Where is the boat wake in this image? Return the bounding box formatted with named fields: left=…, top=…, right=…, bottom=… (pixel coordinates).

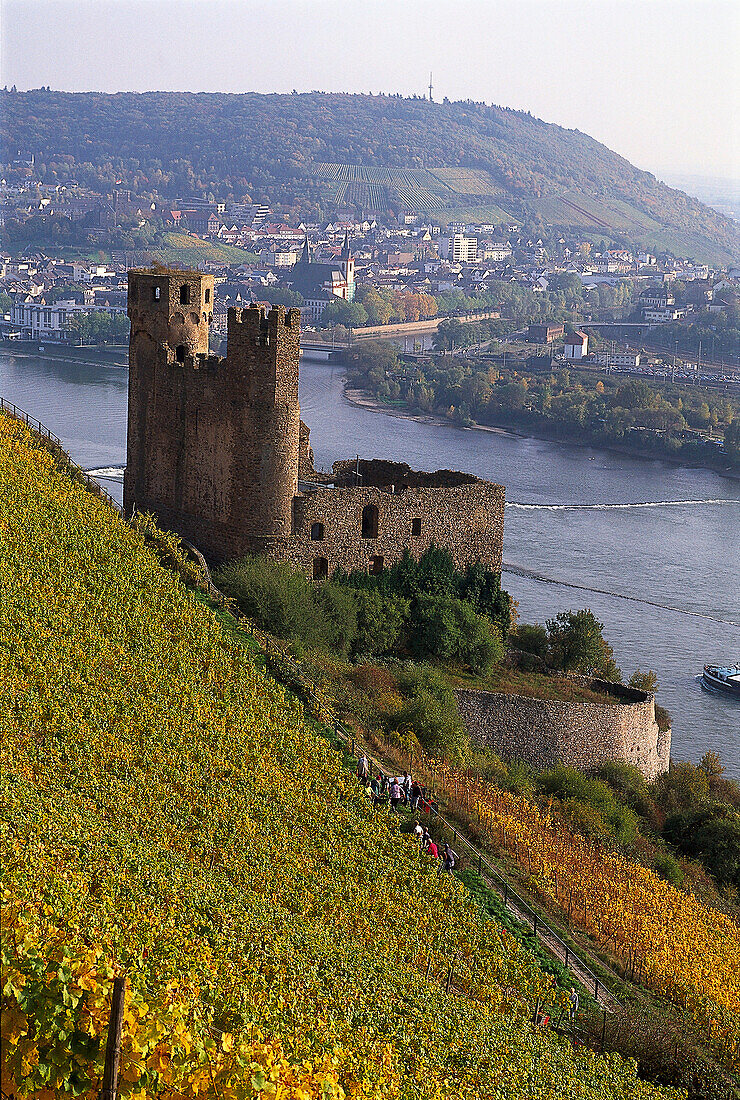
left=502, top=563, right=740, bottom=627
left=85, top=466, right=125, bottom=480
left=506, top=499, right=740, bottom=511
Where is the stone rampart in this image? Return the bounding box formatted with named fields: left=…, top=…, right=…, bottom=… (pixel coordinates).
left=454, top=679, right=670, bottom=780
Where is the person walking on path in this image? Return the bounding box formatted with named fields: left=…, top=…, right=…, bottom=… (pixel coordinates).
left=426, top=836, right=439, bottom=860
left=413, top=821, right=424, bottom=843
left=439, top=842, right=458, bottom=875
left=568, top=988, right=579, bottom=1024
left=410, top=780, right=423, bottom=811
left=357, top=754, right=369, bottom=782
left=421, top=827, right=431, bottom=849
left=389, top=779, right=403, bottom=812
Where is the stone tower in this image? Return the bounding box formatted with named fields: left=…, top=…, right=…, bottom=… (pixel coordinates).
left=124, top=267, right=302, bottom=560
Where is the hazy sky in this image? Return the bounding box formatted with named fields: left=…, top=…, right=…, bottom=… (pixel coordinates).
left=2, top=0, right=738, bottom=180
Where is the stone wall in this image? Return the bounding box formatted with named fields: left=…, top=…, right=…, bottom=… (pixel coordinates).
left=288, top=477, right=505, bottom=575
left=454, top=680, right=670, bottom=780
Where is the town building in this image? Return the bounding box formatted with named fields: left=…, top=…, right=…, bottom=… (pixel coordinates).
left=528, top=323, right=564, bottom=344
left=592, top=350, right=642, bottom=368
left=286, top=233, right=355, bottom=323
left=563, top=330, right=589, bottom=360
left=441, top=234, right=478, bottom=263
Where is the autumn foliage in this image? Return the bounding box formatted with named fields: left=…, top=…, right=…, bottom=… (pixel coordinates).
left=0, top=412, right=685, bottom=1099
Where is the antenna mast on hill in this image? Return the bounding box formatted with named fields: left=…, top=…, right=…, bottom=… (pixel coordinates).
left=429, top=72, right=434, bottom=102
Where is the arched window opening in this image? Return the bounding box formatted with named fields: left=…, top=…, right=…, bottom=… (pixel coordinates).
left=411, top=517, right=422, bottom=537
left=180, top=284, right=190, bottom=305
left=369, top=556, right=384, bottom=575
left=175, top=344, right=186, bottom=363
left=152, top=286, right=161, bottom=301
left=310, top=521, right=325, bottom=541
left=312, top=557, right=328, bottom=579
left=361, top=504, right=379, bottom=539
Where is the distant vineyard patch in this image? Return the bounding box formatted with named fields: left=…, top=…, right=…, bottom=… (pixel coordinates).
left=427, top=167, right=503, bottom=196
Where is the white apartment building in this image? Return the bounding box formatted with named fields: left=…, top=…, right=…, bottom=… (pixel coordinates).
left=10, top=299, right=102, bottom=341
left=441, top=234, right=478, bottom=262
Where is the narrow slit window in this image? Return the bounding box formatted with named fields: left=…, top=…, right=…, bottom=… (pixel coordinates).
left=180, top=284, right=190, bottom=305
left=361, top=504, right=379, bottom=539
left=310, top=522, right=325, bottom=541
left=152, top=286, right=161, bottom=301
left=411, top=518, right=422, bottom=537
left=204, top=288, right=211, bottom=303
left=312, top=557, right=328, bottom=579
left=175, top=344, right=186, bottom=362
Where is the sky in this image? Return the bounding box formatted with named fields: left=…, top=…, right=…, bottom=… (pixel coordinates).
left=1, top=0, right=738, bottom=181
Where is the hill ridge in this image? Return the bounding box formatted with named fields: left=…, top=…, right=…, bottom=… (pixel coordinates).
left=2, top=89, right=738, bottom=264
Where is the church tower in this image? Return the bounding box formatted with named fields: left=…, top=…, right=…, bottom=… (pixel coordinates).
left=340, top=230, right=355, bottom=301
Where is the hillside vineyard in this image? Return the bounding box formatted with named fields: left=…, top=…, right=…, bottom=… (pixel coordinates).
left=0, top=412, right=685, bottom=1099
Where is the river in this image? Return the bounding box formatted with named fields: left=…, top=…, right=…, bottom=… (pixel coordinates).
left=2, top=347, right=738, bottom=774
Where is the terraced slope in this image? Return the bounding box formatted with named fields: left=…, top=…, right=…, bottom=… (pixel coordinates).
left=0, top=412, right=681, bottom=1100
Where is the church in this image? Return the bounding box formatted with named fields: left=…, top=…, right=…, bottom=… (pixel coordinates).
left=287, top=232, right=355, bottom=323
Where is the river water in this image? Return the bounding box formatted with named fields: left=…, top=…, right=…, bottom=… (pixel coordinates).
left=2, top=348, right=738, bottom=774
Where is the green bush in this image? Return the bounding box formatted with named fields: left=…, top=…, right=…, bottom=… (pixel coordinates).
left=653, top=852, right=685, bottom=888
left=539, top=766, right=639, bottom=845
left=664, top=804, right=740, bottom=889
left=392, top=664, right=469, bottom=762
left=513, top=622, right=549, bottom=658
left=352, top=589, right=409, bottom=658
left=409, top=594, right=502, bottom=673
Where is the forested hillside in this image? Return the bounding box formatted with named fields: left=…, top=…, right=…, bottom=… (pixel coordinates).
left=2, top=89, right=738, bottom=261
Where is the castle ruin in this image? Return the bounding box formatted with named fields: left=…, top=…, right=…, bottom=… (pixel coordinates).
left=124, top=268, right=505, bottom=574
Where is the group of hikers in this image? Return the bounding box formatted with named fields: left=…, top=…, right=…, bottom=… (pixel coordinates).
left=357, top=753, right=434, bottom=815
left=354, top=748, right=584, bottom=1025
left=356, top=752, right=458, bottom=873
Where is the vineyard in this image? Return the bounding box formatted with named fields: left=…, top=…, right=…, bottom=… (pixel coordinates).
left=427, top=167, right=503, bottom=196
left=394, top=755, right=740, bottom=1072
left=313, top=163, right=447, bottom=212
left=0, top=411, right=683, bottom=1099
left=149, top=231, right=259, bottom=267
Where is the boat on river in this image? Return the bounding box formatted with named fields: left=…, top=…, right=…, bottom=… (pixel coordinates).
left=701, top=664, right=740, bottom=697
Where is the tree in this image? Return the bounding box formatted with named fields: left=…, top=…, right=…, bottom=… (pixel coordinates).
left=546, top=609, right=620, bottom=678
left=321, top=298, right=368, bottom=328
left=628, top=669, right=658, bottom=693
left=410, top=595, right=502, bottom=673
left=724, top=418, right=740, bottom=464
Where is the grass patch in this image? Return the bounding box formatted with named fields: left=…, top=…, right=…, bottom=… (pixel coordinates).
left=150, top=231, right=259, bottom=266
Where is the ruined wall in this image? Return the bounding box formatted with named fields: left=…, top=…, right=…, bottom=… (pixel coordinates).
left=454, top=681, right=670, bottom=780
left=286, top=477, right=505, bottom=576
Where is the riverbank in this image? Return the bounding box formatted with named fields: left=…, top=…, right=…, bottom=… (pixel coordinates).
left=2, top=343, right=128, bottom=368
left=343, top=385, right=740, bottom=480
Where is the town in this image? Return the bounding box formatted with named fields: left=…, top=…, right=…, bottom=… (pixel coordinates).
left=2, top=162, right=738, bottom=392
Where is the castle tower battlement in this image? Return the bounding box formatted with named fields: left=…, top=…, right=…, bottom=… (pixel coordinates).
left=124, top=270, right=301, bottom=557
